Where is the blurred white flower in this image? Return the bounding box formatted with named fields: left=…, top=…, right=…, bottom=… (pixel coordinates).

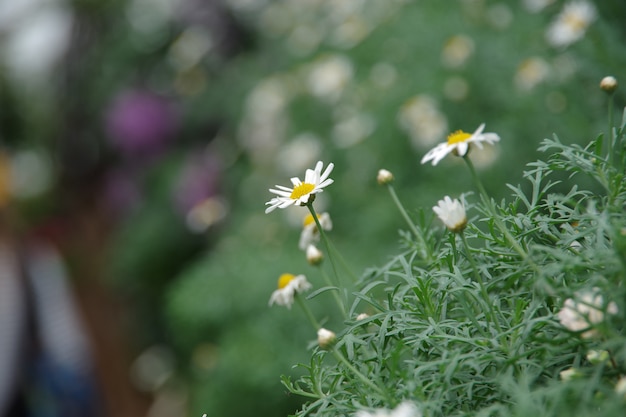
left=433, top=196, right=467, bottom=233
left=269, top=274, right=312, bottom=309
left=239, top=76, right=290, bottom=165
left=546, top=1, right=596, bottom=48
left=307, top=54, right=354, bottom=102
left=265, top=161, right=334, bottom=213
left=515, top=57, right=551, bottom=91
left=355, top=401, right=422, bottom=417
left=421, top=123, right=500, bottom=166
left=332, top=112, right=376, bottom=148
left=299, top=212, right=333, bottom=250
left=398, top=95, right=448, bottom=150
left=558, top=288, right=618, bottom=338
left=276, top=132, right=323, bottom=175
left=441, top=35, right=474, bottom=68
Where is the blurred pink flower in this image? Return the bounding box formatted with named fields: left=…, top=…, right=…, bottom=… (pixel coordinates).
left=105, top=89, right=179, bottom=155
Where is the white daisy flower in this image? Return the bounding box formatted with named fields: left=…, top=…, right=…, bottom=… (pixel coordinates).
left=546, top=1, right=596, bottom=48
left=299, top=212, right=333, bottom=250
left=558, top=288, right=618, bottom=338
left=268, top=273, right=312, bottom=309
left=420, top=123, right=500, bottom=166
left=433, top=196, right=467, bottom=233
left=355, top=401, right=422, bottom=417
left=265, top=161, right=334, bottom=214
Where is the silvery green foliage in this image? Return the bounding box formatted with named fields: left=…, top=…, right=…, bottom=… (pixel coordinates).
left=283, top=110, right=626, bottom=417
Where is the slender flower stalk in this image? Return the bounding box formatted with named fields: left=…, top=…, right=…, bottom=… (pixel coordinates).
left=296, top=295, right=321, bottom=330
left=459, top=230, right=502, bottom=334
left=380, top=170, right=432, bottom=261
left=463, top=156, right=535, bottom=267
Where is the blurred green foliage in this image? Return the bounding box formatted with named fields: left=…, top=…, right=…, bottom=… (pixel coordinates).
left=2, top=0, right=626, bottom=416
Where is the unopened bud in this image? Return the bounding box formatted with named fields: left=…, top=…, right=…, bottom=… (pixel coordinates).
left=306, top=245, right=323, bottom=265
left=600, top=76, right=617, bottom=94
left=317, top=328, right=336, bottom=349
left=356, top=313, right=370, bottom=321
left=377, top=169, right=394, bottom=185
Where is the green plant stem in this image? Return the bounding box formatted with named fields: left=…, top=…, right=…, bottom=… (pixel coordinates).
left=460, top=231, right=503, bottom=335
left=463, top=156, right=538, bottom=273
left=608, top=93, right=615, bottom=167
left=307, top=203, right=343, bottom=286
left=296, top=294, right=321, bottom=330
left=330, top=347, right=390, bottom=400
left=386, top=184, right=432, bottom=262
left=320, top=268, right=347, bottom=319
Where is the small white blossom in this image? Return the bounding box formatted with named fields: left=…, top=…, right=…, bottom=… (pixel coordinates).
left=355, top=401, right=422, bottom=417
left=546, top=1, right=596, bottom=48
left=299, top=212, right=333, bottom=250
left=433, top=196, right=467, bottom=233
left=600, top=76, right=618, bottom=93
left=269, top=274, right=312, bottom=309
left=558, top=288, right=618, bottom=338
left=265, top=161, right=334, bottom=213
left=421, top=123, right=500, bottom=166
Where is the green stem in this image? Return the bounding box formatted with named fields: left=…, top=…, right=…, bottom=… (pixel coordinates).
left=331, top=347, right=389, bottom=400
left=296, top=295, right=321, bottom=330
left=386, top=184, right=432, bottom=261
left=608, top=93, right=615, bottom=167
left=320, top=268, right=347, bottom=319
left=463, top=157, right=537, bottom=271
left=307, top=203, right=342, bottom=286
left=460, top=231, right=502, bottom=334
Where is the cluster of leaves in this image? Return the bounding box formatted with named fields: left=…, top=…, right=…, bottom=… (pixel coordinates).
left=282, top=111, right=626, bottom=416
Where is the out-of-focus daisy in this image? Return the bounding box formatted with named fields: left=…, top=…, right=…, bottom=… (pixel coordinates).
left=421, top=123, right=500, bottom=166
left=515, top=57, right=551, bottom=92
left=355, top=401, right=422, bottom=417
left=299, top=212, right=333, bottom=250
left=433, top=196, right=467, bottom=233
left=558, top=288, right=618, bottom=338
left=441, top=35, right=474, bottom=69
left=268, top=273, right=312, bottom=309
left=265, top=161, right=334, bottom=213
left=398, top=95, right=448, bottom=151
left=307, top=54, right=353, bottom=102
left=546, top=1, right=596, bottom=48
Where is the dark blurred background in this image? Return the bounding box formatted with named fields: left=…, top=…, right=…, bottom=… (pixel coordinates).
left=0, top=0, right=625, bottom=416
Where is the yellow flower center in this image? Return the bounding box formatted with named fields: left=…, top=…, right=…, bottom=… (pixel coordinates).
left=564, top=14, right=587, bottom=31
left=277, top=273, right=295, bottom=289
left=290, top=183, right=315, bottom=200
left=303, top=213, right=316, bottom=227
left=447, top=130, right=472, bottom=145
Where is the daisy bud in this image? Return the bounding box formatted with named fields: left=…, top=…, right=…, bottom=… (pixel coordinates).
left=586, top=349, right=609, bottom=365
left=306, top=244, right=324, bottom=265
left=600, top=76, right=617, bottom=94
left=616, top=376, right=626, bottom=396
left=560, top=367, right=581, bottom=381
left=377, top=169, right=394, bottom=185
left=317, top=328, right=336, bottom=349
left=356, top=313, right=370, bottom=321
